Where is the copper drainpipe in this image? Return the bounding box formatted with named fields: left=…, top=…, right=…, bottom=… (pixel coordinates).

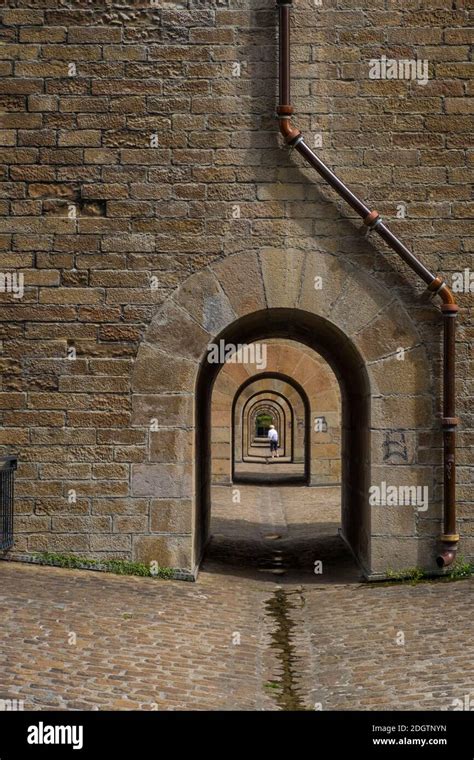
left=276, top=0, right=459, bottom=567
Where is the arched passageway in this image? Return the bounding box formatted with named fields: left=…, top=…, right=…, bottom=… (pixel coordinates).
left=197, top=312, right=364, bottom=575
left=245, top=398, right=288, bottom=457
left=212, top=341, right=341, bottom=487
left=131, top=249, right=434, bottom=580
left=233, top=373, right=310, bottom=484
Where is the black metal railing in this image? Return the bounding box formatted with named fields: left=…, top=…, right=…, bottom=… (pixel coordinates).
left=0, top=456, right=17, bottom=550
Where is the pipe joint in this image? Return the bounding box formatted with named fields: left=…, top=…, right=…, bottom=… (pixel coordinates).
left=441, top=534, right=460, bottom=543
left=442, top=416, right=459, bottom=428
left=427, top=275, right=444, bottom=295
left=364, top=210, right=382, bottom=230
left=441, top=302, right=459, bottom=315
left=289, top=134, right=304, bottom=149
left=278, top=118, right=302, bottom=144
left=427, top=277, right=458, bottom=308
left=277, top=105, right=294, bottom=116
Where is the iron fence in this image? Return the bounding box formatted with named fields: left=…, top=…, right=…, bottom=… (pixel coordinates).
left=0, top=456, right=17, bottom=551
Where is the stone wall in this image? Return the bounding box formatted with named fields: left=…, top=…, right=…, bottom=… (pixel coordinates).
left=0, top=0, right=472, bottom=574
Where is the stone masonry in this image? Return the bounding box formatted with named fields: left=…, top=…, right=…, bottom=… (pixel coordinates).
left=0, top=1, right=472, bottom=577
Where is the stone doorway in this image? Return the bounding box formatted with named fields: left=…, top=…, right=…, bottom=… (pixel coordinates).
left=131, top=249, right=435, bottom=579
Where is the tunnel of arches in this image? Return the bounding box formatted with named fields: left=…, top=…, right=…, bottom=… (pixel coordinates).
left=196, top=308, right=369, bottom=571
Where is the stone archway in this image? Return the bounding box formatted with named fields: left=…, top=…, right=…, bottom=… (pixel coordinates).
left=244, top=397, right=288, bottom=458
left=233, top=373, right=311, bottom=484
left=212, top=342, right=341, bottom=484
left=131, top=248, right=434, bottom=579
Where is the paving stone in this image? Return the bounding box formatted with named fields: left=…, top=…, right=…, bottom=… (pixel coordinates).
left=1, top=483, right=471, bottom=711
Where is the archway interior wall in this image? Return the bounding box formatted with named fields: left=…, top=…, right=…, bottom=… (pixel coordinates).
left=131, top=249, right=437, bottom=578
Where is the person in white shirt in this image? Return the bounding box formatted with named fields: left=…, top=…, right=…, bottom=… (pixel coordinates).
left=267, top=424, right=279, bottom=459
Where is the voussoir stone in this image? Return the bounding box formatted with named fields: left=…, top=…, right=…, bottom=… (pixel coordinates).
left=173, top=267, right=236, bottom=335
left=144, top=299, right=212, bottom=362
left=211, top=251, right=266, bottom=317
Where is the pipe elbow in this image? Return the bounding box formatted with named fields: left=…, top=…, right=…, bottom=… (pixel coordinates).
left=427, top=276, right=458, bottom=308
left=279, top=118, right=301, bottom=144
left=436, top=550, right=456, bottom=568
left=436, top=536, right=459, bottom=568
left=277, top=107, right=301, bottom=144
left=440, top=286, right=457, bottom=307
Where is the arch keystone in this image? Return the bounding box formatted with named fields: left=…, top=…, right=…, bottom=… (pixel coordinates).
left=259, top=248, right=306, bottom=309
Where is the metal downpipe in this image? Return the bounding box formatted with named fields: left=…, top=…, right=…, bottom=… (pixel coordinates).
left=276, top=0, right=459, bottom=567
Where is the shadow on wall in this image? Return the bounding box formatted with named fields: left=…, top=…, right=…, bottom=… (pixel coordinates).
left=245, top=0, right=441, bottom=359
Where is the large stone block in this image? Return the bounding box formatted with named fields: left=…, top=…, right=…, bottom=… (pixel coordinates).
left=329, top=267, right=388, bottom=336
left=372, top=395, right=434, bottom=429
left=370, top=464, right=434, bottom=485
left=211, top=251, right=266, bottom=317
left=132, top=535, right=191, bottom=570
left=90, top=534, right=132, bottom=552
left=173, top=267, right=236, bottom=335
left=259, top=247, right=306, bottom=309
left=150, top=499, right=192, bottom=533
left=132, top=345, right=197, bottom=393
left=370, top=430, right=417, bottom=466
left=144, top=300, right=211, bottom=362
left=149, top=428, right=193, bottom=463
left=371, top=504, right=417, bottom=536
left=353, top=305, right=419, bottom=362
left=298, top=250, right=350, bottom=317
left=92, top=498, right=149, bottom=516
left=368, top=347, right=431, bottom=396
left=132, top=463, right=192, bottom=498
left=131, top=394, right=193, bottom=427
left=370, top=537, right=419, bottom=574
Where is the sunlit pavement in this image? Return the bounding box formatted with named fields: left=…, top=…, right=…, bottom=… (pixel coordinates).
left=0, top=485, right=472, bottom=711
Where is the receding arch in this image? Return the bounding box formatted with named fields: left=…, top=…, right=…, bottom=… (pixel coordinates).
left=244, top=396, right=288, bottom=458
left=242, top=394, right=291, bottom=460
left=231, top=373, right=311, bottom=485
left=195, top=308, right=371, bottom=571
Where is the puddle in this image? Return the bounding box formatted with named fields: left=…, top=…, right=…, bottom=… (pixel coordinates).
left=264, top=588, right=307, bottom=710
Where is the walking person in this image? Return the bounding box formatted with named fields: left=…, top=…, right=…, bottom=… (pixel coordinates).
left=267, top=424, right=279, bottom=460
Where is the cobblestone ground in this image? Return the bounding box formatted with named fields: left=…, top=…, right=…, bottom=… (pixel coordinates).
left=0, top=485, right=472, bottom=711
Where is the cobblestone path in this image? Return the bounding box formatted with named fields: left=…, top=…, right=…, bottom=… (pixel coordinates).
left=0, top=485, right=472, bottom=711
